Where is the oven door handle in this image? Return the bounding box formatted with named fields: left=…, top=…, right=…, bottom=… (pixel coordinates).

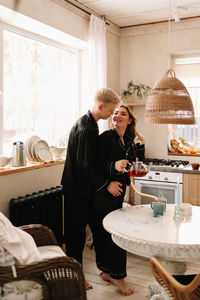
left=140, top=183, right=178, bottom=189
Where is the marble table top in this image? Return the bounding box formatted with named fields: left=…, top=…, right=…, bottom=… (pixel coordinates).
left=103, top=204, right=200, bottom=261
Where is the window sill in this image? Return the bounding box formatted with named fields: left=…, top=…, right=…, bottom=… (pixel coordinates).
left=0, top=160, right=65, bottom=176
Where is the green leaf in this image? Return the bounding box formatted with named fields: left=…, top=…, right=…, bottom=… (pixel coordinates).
left=121, top=80, right=151, bottom=100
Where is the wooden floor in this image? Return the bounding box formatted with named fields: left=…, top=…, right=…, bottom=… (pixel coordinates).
left=83, top=246, right=154, bottom=300
left=83, top=246, right=200, bottom=300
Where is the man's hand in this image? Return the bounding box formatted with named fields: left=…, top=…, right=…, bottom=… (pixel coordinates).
left=115, top=159, right=129, bottom=173
left=107, top=181, right=123, bottom=197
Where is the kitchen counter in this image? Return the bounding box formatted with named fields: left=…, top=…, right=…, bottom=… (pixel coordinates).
left=149, top=165, right=200, bottom=174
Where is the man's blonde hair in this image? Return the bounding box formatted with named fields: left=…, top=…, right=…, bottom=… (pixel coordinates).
left=94, top=88, right=121, bottom=105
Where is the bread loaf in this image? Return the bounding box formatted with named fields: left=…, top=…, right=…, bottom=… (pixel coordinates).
left=171, top=139, right=185, bottom=153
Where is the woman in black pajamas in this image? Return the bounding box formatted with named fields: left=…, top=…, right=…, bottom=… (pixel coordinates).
left=91, top=105, right=145, bottom=296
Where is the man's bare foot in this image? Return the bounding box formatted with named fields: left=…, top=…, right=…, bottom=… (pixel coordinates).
left=100, top=273, right=133, bottom=296
left=85, top=280, right=93, bottom=290
left=101, top=272, right=111, bottom=282
left=109, top=278, right=134, bottom=296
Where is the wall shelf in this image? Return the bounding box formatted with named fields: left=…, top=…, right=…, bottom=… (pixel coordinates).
left=168, top=152, right=200, bottom=157
left=122, top=96, right=147, bottom=106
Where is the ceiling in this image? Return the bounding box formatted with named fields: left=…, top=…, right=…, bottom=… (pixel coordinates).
left=75, top=0, right=200, bottom=27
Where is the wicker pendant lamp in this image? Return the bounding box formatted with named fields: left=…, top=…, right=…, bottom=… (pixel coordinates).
left=145, top=69, right=195, bottom=124
left=145, top=0, right=195, bottom=125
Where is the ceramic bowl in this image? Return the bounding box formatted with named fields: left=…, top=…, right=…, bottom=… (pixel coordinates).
left=0, top=155, right=12, bottom=167
left=50, top=146, right=66, bottom=159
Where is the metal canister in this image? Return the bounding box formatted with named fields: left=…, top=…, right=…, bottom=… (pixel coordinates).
left=12, top=141, right=26, bottom=167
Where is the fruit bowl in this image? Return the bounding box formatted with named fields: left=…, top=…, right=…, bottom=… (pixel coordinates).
left=0, top=155, right=12, bottom=167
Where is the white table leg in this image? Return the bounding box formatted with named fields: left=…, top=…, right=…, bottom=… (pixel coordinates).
left=159, top=258, right=187, bottom=275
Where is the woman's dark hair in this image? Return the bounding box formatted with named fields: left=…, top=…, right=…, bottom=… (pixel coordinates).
left=118, top=105, right=137, bottom=146
left=111, top=105, right=144, bottom=160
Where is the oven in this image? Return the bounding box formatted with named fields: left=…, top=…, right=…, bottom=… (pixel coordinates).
left=134, top=171, right=183, bottom=205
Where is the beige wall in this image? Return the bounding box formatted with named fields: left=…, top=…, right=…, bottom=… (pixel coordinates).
left=120, top=19, right=200, bottom=163
left=0, top=0, right=120, bottom=217
left=0, top=164, right=64, bottom=217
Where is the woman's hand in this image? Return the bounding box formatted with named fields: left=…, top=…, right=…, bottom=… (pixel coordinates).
left=115, top=159, right=129, bottom=173
left=135, top=131, right=145, bottom=145
left=107, top=181, right=123, bottom=197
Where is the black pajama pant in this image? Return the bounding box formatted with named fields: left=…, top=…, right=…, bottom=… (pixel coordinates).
left=91, top=187, right=127, bottom=280
left=63, top=192, right=93, bottom=265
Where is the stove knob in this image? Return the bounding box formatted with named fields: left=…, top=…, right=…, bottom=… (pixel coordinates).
left=164, top=177, right=168, bottom=181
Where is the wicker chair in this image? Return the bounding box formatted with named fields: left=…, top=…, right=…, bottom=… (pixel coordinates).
left=150, top=257, right=200, bottom=300
left=0, top=224, right=87, bottom=300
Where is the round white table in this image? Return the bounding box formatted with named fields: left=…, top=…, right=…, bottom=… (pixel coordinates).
left=103, top=204, right=200, bottom=274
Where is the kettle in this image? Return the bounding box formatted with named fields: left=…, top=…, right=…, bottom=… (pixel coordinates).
left=12, top=141, right=26, bottom=167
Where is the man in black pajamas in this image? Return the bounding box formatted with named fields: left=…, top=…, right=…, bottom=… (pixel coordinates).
left=61, top=88, right=120, bottom=289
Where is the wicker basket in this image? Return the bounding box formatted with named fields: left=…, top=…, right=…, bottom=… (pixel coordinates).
left=145, top=69, right=195, bottom=124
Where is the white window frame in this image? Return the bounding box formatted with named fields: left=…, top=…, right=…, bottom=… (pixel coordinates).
left=0, top=22, right=84, bottom=153
left=0, top=23, right=3, bottom=153
left=169, top=54, right=200, bottom=153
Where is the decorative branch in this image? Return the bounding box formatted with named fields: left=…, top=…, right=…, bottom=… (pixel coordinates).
left=121, top=80, right=151, bottom=100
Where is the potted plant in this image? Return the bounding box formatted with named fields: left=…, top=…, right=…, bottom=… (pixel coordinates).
left=121, top=80, right=151, bottom=103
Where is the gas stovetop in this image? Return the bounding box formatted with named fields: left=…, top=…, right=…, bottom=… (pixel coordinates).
left=144, top=158, right=190, bottom=169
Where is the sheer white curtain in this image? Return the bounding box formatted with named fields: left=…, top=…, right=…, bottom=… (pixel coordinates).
left=87, top=14, right=107, bottom=133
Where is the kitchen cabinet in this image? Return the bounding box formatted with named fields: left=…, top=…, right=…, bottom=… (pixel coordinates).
left=183, top=173, right=200, bottom=205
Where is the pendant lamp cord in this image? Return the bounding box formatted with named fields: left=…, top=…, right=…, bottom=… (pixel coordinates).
left=168, top=0, right=171, bottom=69
left=163, top=69, right=175, bottom=78
left=165, top=0, right=177, bottom=78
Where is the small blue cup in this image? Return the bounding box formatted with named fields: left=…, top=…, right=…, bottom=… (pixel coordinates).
left=151, top=201, right=165, bottom=217
left=158, top=197, right=167, bottom=212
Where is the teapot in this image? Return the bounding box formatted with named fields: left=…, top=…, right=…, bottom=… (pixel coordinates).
left=128, top=159, right=151, bottom=177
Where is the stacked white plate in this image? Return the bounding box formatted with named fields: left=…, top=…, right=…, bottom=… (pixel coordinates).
left=25, top=136, right=53, bottom=162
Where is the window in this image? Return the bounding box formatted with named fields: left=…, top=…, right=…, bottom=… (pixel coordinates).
left=1, top=27, right=80, bottom=155
left=168, top=55, right=200, bottom=155
left=176, top=87, right=200, bottom=146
